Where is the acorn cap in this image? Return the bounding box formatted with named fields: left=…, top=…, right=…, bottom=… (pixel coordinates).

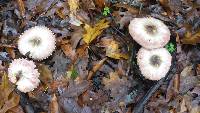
left=129, top=17, right=170, bottom=49
left=137, top=47, right=172, bottom=80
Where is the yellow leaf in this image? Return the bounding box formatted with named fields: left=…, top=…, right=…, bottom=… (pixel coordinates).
left=83, top=19, right=110, bottom=44
left=182, top=30, right=200, bottom=45
left=106, top=40, right=128, bottom=59
left=68, top=0, right=79, bottom=15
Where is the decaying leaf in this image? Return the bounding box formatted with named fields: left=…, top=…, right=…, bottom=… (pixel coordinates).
left=103, top=72, right=129, bottom=97
left=105, top=39, right=128, bottom=59
left=38, top=64, right=53, bottom=84
left=182, top=30, right=200, bottom=45
left=17, top=0, right=25, bottom=16
left=87, top=57, right=107, bottom=80
left=0, top=73, right=20, bottom=113
left=49, top=94, right=61, bottom=113
left=83, top=19, right=110, bottom=44
left=0, top=92, right=20, bottom=113
left=0, top=73, right=14, bottom=108
left=62, top=80, right=90, bottom=97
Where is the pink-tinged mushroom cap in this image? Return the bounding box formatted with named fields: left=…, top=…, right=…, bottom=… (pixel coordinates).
left=8, top=58, right=40, bottom=93
left=137, top=48, right=172, bottom=80
left=129, top=17, right=170, bottom=49
left=18, top=26, right=56, bottom=60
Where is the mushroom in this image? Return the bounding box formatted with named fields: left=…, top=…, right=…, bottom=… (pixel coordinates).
left=129, top=17, right=170, bottom=49
left=137, top=47, right=172, bottom=80
left=18, top=26, right=56, bottom=60
left=8, top=58, right=40, bottom=93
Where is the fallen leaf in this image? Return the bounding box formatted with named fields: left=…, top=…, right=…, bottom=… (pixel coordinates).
left=94, top=0, right=105, bottom=8
left=49, top=94, right=62, bottom=113
left=0, top=92, right=20, bottom=113
left=87, top=57, right=107, bottom=80
left=38, top=64, right=53, bottom=84
left=62, top=80, right=90, bottom=98
left=0, top=73, right=14, bottom=108
left=60, top=40, right=76, bottom=60
left=17, top=0, right=25, bottom=17
left=114, top=3, right=139, bottom=15
left=105, top=39, right=128, bottom=59
left=103, top=72, right=130, bottom=98
left=182, top=30, right=200, bottom=45
left=83, top=19, right=110, bottom=44
left=8, top=105, right=24, bottom=113
left=68, top=0, right=79, bottom=15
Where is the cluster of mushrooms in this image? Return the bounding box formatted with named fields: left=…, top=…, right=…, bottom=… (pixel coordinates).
left=129, top=17, right=172, bottom=80
left=8, top=26, right=56, bottom=93
left=8, top=17, right=171, bottom=93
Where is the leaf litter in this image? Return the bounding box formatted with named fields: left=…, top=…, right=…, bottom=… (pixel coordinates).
left=0, top=0, right=200, bottom=113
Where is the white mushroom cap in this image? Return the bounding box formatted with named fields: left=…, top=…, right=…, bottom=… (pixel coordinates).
left=18, top=26, right=56, bottom=60
left=137, top=48, right=172, bottom=80
left=8, top=58, right=40, bottom=93
left=129, top=17, right=170, bottom=49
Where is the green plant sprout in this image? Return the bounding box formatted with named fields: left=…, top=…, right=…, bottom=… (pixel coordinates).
left=103, top=7, right=110, bottom=16
left=67, top=68, right=79, bottom=80
left=165, top=42, right=175, bottom=53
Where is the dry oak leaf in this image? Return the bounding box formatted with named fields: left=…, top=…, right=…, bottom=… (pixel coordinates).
left=83, top=19, right=110, bottom=44
left=182, top=30, right=200, bottom=45
left=106, top=40, right=128, bottom=59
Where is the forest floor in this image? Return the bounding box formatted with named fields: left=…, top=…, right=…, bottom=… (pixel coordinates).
left=0, top=0, right=200, bottom=113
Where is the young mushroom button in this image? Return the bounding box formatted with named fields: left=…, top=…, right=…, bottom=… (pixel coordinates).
left=137, top=48, right=172, bottom=80
left=129, top=17, right=170, bottom=49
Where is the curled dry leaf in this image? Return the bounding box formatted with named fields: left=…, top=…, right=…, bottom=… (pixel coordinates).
left=181, top=30, right=200, bottom=45
left=83, top=19, right=110, bottom=44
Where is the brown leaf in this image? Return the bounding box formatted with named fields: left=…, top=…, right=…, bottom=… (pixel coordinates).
left=87, top=57, right=107, bottom=80
left=62, top=80, right=90, bottom=98
left=158, top=0, right=172, bottom=16
left=0, top=92, right=20, bottom=113
left=50, top=94, right=62, bottom=113
left=94, top=0, right=105, bottom=8
left=60, top=40, right=76, bottom=61
left=5, top=47, right=15, bottom=59
left=0, top=73, right=14, bottom=108
left=114, top=3, right=140, bottom=15
left=182, top=30, right=200, bottom=45
left=17, top=0, right=25, bottom=17
left=8, top=105, right=24, bottom=113
left=38, top=64, right=53, bottom=84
